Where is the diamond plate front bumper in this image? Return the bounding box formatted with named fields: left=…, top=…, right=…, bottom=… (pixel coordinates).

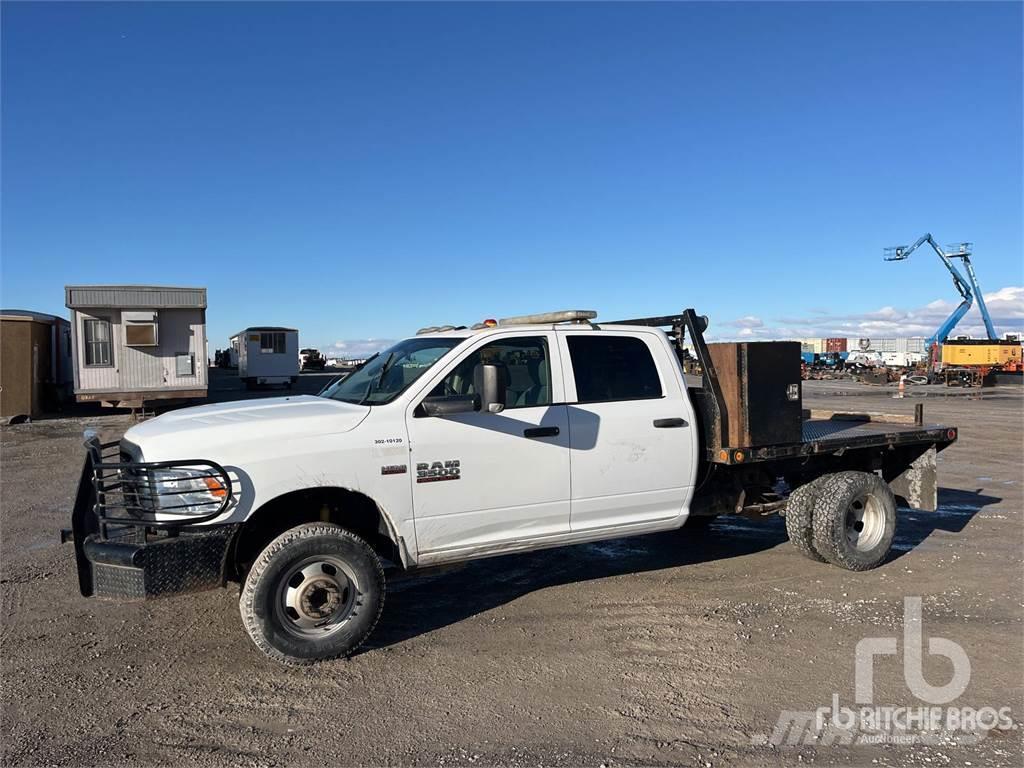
left=80, top=525, right=240, bottom=599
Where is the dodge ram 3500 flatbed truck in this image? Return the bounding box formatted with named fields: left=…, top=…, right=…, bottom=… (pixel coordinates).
left=66, top=309, right=957, bottom=664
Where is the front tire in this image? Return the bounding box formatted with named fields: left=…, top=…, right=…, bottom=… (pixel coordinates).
left=811, top=472, right=896, bottom=571
left=240, top=523, right=385, bottom=665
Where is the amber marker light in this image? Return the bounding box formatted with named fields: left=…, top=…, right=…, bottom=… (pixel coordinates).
left=204, top=476, right=228, bottom=498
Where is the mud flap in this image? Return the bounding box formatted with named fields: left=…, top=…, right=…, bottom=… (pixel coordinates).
left=889, top=446, right=937, bottom=512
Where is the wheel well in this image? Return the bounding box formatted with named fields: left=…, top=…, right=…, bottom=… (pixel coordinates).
left=230, top=487, right=402, bottom=582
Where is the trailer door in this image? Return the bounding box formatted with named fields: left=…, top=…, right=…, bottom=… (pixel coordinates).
left=559, top=331, right=696, bottom=532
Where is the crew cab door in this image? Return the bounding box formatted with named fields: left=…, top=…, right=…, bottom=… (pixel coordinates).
left=557, top=330, right=696, bottom=531
left=406, top=332, right=570, bottom=556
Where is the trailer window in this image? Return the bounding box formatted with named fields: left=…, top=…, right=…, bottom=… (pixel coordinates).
left=260, top=332, right=286, bottom=354
left=567, top=335, right=662, bottom=402
left=84, top=319, right=113, bottom=367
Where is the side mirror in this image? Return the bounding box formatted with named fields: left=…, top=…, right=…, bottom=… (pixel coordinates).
left=474, top=362, right=508, bottom=414
left=420, top=394, right=480, bottom=417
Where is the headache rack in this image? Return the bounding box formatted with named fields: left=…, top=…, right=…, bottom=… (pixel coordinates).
left=82, top=433, right=233, bottom=536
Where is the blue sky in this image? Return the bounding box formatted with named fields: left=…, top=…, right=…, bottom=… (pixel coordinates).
left=3, top=2, right=1022, bottom=356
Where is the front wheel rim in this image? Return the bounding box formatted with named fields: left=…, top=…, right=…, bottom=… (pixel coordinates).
left=845, top=492, right=886, bottom=552
left=274, top=555, right=361, bottom=638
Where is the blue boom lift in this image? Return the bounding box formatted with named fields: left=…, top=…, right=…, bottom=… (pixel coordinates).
left=884, top=235, right=997, bottom=365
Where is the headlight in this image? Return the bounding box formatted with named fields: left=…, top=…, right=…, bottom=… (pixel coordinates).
left=143, top=469, right=228, bottom=516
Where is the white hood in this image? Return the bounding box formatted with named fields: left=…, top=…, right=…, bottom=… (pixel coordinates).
left=124, top=396, right=370, bottom=461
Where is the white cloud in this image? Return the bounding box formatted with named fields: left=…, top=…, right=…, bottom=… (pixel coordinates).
left=724, top=315, right=764, bottom=329
left=985, top=285, right=1024, bottom=315
left=711, top=285, right=1023, bottom=341
left=324, top=339, right=395, bottom=359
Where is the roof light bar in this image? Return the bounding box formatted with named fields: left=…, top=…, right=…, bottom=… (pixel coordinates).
left=416, top=324, right=463, bottom=335
left=497, top=310, right=597, bottom=327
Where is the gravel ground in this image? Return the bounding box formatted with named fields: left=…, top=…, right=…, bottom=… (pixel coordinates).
left=1, top=377, right=1022, bottom=767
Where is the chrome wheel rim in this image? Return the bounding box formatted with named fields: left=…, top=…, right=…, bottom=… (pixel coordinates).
left=845, top=492, right=885, bottom=552
left=275, top=556, right=360, bottom=638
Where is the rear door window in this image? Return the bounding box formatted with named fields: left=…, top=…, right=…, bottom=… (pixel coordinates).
left=567, top=335, right=662, bottom=403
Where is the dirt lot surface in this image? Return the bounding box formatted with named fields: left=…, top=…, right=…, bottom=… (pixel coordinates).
left=2, top=375, right=1022, bottom=767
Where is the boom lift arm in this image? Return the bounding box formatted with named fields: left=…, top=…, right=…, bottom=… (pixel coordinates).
left=884, top=234, right=998, bottom=348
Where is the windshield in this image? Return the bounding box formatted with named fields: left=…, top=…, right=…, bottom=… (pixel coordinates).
left=320, top=337, right=462, bottom=405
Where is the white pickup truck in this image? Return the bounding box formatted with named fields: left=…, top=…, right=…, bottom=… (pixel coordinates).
left=67, top=309, right=957, bottom=664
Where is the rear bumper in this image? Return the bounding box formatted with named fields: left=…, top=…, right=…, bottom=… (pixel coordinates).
left=79, top=525, right=239, bottom=600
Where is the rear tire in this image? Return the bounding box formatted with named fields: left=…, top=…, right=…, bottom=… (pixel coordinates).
left=812, top=472, right=896, bottom=571
left=240, top=523, right=385, bottom=665
left=784, top=476, right=829, bottom=562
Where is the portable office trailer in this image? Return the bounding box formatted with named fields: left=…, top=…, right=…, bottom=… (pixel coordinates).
left=230, top=327, right=299, bottom=388
left=0, top=310, right=74, bottom=422
left=65, top=285, right=208, bottom=407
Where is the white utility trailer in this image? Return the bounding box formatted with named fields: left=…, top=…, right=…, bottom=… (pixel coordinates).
left=231, top=327, right=299, bottom=389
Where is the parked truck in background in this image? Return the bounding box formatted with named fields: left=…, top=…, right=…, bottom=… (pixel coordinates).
left=66, top=309, right=956, bottom=664
left=299, top=348, right=328, bottom=371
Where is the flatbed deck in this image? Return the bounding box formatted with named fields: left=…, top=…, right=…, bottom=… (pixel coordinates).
left=710, top=418, right=955, bottom=465
left=802, top=418, right=945, bottom=442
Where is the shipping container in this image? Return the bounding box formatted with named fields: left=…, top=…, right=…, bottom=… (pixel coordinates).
left=941, top=340, right=1022, bottom=367
left=847, top=337, right=927, bottom=354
